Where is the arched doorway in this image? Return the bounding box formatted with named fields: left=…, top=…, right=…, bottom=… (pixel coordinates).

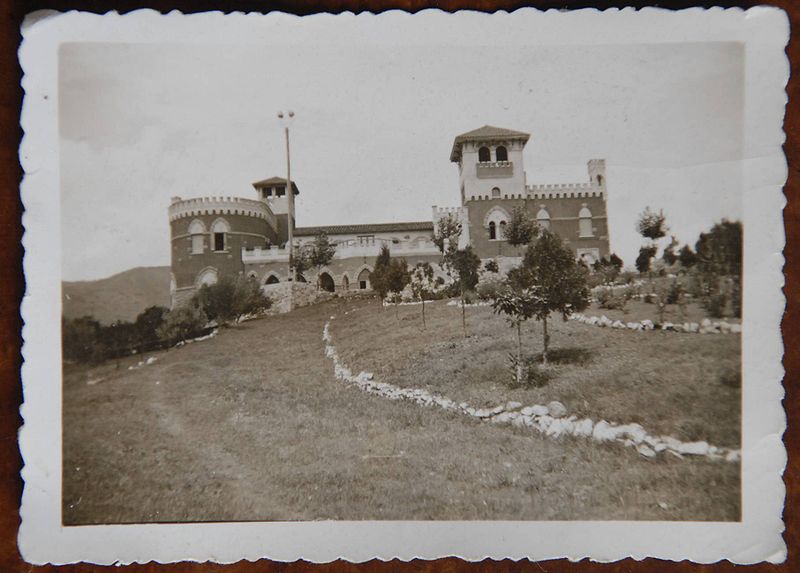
left=265, top=274, right=279, bottom=285
left=342, top=275, right=350, bottom=291
left=319, top=272, right=335, bottom=292
left=357, top=268, right=371, bottom=290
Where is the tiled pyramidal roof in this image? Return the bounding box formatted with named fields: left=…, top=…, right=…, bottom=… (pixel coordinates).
left=450, top=124, right=531, bottom=162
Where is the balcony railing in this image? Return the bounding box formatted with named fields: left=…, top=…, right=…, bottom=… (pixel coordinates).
left=476, top=161, right=513, bottom=179
left=242, top=239, right=440, bottom=264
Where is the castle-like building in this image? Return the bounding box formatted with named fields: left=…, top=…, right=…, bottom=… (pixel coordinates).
left=168, top=126, right=610, bottom=307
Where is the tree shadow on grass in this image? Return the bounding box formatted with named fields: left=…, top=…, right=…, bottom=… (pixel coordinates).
left=530, top=347, right=595, bottom=366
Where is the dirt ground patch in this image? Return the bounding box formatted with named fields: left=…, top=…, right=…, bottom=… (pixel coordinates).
left=63, top=297, right=740, bottom=524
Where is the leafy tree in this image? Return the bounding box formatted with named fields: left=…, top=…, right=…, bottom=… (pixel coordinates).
left=134, top=305, right=168, bottom=348
left=386, top=258, right=411, bottom=318
left=157, top=304, right=209, bottom=345
left=449, top=245, right=481, bottom=336
left=484, top=259, right=499, bottom=274
left=504, top=206, right=538, bottom=247
left=410, top=262, right=438, bottom=328
left=103, top=320, right=137, bottom=362
left=635, top=245, right=657, bottom=274
left=369, top=244, right=392, bottom=306
left=678, top=244, right=698, bottom=268
left=695, top=220, right=742, bottom=278
left=637, top=207, right=668, bottom=241
left=62, top=316, right=102, bottom=363
left=517, top=230, right=590, bottom=365
left=636, top=206, right=669, bottom=291
left=433, top=212, right=462, bottom=255
left=662, top=236, right=679, bottom=265
left=305, top=232, right=337, bottom=290
left=694, top=219, right=743, bottom=317
left=195, top=275, right=272, bottom=325
left=592, top=253, right=624, bottom=283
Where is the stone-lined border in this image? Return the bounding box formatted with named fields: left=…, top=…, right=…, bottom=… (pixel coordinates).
left=570, top=313, right=742, bottom=334
left=323, top=316, right=740, bottom=462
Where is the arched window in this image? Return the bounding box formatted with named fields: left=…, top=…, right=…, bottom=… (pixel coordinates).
left=489, top=221, right=497, bottom=240
left=265, top=274, right=280, bottom=285
left=579, top=206, right=593, bottom=238
left=210, top=218, right=231, bottom=252
left=496, top=146, right=508, bottom=161
left=491, top=187, right=501, bottom=199
left=196, top=267, right=218, bottom=287
left=478, top=146, right=491, bottom=162
left=597, top=174, right=604, bottom=186
left=499, top=221, right=507, bottom=239
left=536, top=208, right=551, bottom=230
left=188, top=219, right=206, bottom=255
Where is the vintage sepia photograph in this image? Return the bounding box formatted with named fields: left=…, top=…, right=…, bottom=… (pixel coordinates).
left=59, top=38, right=745, bottom=524
left=18, top=7, right=788, bottom=565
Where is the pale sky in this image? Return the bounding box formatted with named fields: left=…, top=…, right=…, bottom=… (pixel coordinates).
left=60, top=40, right=743, bottom=281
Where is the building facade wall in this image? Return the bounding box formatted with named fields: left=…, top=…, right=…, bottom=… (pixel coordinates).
left=465, top=192, right=609, bottom=262
left=170, top=212, right=276, bottom=296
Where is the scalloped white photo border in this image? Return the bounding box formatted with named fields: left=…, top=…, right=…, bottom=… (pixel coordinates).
left=17, top=7, right=788, bottom=565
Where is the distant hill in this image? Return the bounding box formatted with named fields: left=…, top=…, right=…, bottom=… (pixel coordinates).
left=62, top=266, right=171, bottom=325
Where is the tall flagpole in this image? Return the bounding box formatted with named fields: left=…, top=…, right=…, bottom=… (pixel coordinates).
left=278, top=110, right=295, bottom=281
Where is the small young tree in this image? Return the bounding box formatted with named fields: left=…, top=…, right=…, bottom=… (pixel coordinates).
left=491, top=287, right=541, bottom=385
left=504, top=206, right=538, bottom=248
left=410, top=262, right=438, bottom=328
left=386, top=258, right=411, bottom=318
left=636, top=206, right=669, bottom=291
left=449, top=245, right=481, bottom=336
left=306, top=232, right=337, bottom=290
left=519, top=230, right=590, bottom=365
left=369, top=244, right=392, bottom=307
left=433, top=212, right=462, bottom=255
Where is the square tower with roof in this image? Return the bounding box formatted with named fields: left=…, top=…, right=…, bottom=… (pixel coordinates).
left=449, top=125, right=610, bottom=264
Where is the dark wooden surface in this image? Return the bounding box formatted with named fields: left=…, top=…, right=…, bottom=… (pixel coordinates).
left=1, top=0, right=795, bottom=570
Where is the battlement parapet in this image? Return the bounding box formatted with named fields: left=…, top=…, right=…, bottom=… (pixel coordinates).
left=169, top=196, right=276, bottom=227
left=466, top=184, right=604, bottom=201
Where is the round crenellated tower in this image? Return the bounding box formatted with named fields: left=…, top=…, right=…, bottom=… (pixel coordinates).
left=168, top=193, right=285, bottom=308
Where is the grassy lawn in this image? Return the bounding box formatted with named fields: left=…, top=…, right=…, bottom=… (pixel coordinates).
left=584, top=298, right=741, bottom=326
left=63, top=297, right=740, bottom=524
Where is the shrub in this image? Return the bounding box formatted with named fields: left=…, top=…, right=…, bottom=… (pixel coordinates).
left=194, top=275, right=272, bottom=325
left=596, top=289, right=626, bottom=310
left=476, top=277, right=504, bottom=301
left=483, top=259, right=499, bottom=273
left=462, top=290, right=478, bottom=305
left=664, top=280, right=685, bottom=305
left=157, top=305, right=209, bottom=345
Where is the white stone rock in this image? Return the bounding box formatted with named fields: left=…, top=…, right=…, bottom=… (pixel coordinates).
left=701, top=318, right=711, bottom=327
left=521, top=404, right=549, bottom=417
left=637, top=444, right=657, bottom=458
left=572, top=418, right=594, bottom=437
left=677, top=441, right=710, bottom=456
left=641, top=319, right=655, bottom=330
left=547, top=401, right=567, bottom=418
left=612, top=320, right=625, bottom=329
left=725, top=450, right=741, bottom=462
left=145, top=356, right=157, bottom=365
left=662, top=322, right=674, bottom=331
left=730, top=324, right=743, bottom=334
left=505, top=401, right=523, bottom=411
left=592, top=420, right=617, bottom=442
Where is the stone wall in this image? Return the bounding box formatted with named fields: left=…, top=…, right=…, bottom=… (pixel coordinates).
left=262, top=282, right=332, bottom=313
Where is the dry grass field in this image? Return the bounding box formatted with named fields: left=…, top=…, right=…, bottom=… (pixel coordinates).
left=63, top=296, right=740, bottom=524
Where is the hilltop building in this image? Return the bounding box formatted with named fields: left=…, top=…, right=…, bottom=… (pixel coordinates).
left=168, top=125, right=610, bottom=307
